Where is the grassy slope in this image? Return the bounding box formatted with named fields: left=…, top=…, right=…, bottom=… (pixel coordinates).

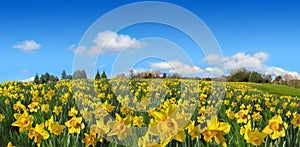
left=251, top=83, right=300, bottom=97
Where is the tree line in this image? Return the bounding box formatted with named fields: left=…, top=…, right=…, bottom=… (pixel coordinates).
left=226, top=68, right=300, bottom=88
left=32, top=68, right=300, bottom=89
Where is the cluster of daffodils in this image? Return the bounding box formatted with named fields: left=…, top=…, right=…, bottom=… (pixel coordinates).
left=0, top=80, right=299, bottom=146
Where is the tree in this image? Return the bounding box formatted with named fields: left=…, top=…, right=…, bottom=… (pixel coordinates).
left=115, top=73, right=127, bottom=78
left=101, top=71, right=107, bottom=79
left=263, top=74, right=272, bottom=83
left=49, top=75, right=59, bottom=82
left=284, top=74, right=295, bottom=82
left=284, top=74, right=298, bottom=87
left=40, top=73, right=50, bottom=84
left=39, top=72, right=59, bottom=84
left=248, top=71, right=263, bottom=83
left=73, top=70, right=87, bottom=79
left=274, top=75, right=283, bottom=84
left=228, top=68, right=250, bottom=82
left=95, top=70, right=101, bottom=80
left=162, top=73, right=167, bottom=78
left=65, top=75, right=72, bottom=80
left=129, top=69, right=135, bottom=78
left=34, top=73, right=39, bottom=84
left=147, top=73, right=153, bottom=78
left=61, top=70, right=67, bottom=80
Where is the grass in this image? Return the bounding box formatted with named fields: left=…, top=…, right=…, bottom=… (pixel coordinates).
left=250, top=83, right=300, bottom=97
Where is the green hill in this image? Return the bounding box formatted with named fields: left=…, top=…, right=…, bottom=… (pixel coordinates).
left=251, top=83, right=300, bottom=97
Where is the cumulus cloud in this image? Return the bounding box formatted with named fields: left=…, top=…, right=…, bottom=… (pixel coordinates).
left=70, top=31, right=145, bottom=55
left=204, top=52, right=300, bottom=79
left=149, top=60, right=206, bottom=75
left=265, top=66, right=300, bottom=79
left=224, top=52, right=268, bottom=71
left=150, top=52, right=300, bottom=79
left=21, top=76, right=35, bottom=82
left=94, top=31, right=144, bottom=51
left=13, top=39, right=41, bottom=52
left=69, top=44, right=89, bottom=54
left=203, top=54, right=224, bottom=65
left=148, top=60, right=225, bottom=76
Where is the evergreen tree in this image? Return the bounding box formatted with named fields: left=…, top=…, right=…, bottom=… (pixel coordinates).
left=101, top=71, right=107, bottom=79
left=162, top=73, right=167, bottom=78
left=66, top=75, right=72, bottom=80
left=95, top=70, right=101, bottom=80
left=40, top=74, right=46, bottom=84
left=61, top=70, right=67, bottom=80
left=49, top=75, right=59, bottom=82
left=34, top=73, right=39, bottom=84
left=39, top=72, right=58, bottom=84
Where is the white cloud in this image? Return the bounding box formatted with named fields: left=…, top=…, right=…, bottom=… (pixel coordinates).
left=69, top=44, right=89, bottom=54
left=203, top=54, right=223, bottom=65
left=70, top=31, right=145, bottom=55
left=149, top=60, right=225, bottom=76
left=265, top=66, right=300, bottom=79
left=205, top=52, right=300, bottom=79
left=149, top=60, right=205, bottom=75
left=94, top=31, right=144, bottom=51
left=151, top=52, right=300, bottom=79
left=13, top=39, right=41, bottom=51
left=21, top=76, right=35, bottom=82
left=224, top=52, right=268, bottom=71
left=205, top=67, right=224, bottom=75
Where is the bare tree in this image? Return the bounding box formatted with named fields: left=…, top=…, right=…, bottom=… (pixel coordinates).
left=129, top=69, right=135, bottom=78
left=114, top=73, right=127, bottom=78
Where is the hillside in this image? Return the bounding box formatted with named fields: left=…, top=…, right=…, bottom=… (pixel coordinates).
left=251, top=83, right=300, bottom=97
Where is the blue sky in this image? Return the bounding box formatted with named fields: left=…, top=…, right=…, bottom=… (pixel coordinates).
left=1, top=0, right=300, bottom=82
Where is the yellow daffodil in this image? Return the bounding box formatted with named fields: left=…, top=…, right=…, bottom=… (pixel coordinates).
left=291, top=113, right=300, bottom=128
left=148, top=104, right=187, bottom=145
left=68, top=106, right=78, bottom=117
left=201, top=116, right=231, bottom=147
left=107, top=113, right=132, bottom=141
left=4, top=99, right=10, bottom=105
left=133, top=116, right=144, bottom=127
left=252, top=112, right=262, bottom=121
left=53, top=106, right=62, bottom=115
left=28, top=102, right=40, bottom=113
left=187, top=121, right=201, bottom=140
left=59, top=93, right=70, bottom=104
left=103, top=101, right=115, bottom=113
left=285, top=111, right=292, bottom=118
left=65, top=116, right=85, bottom=134
left=80, top=108, right=93, bottom=122
left=240, top=120, right=252, bottom=141
left=7, top=142, right=16, bottom=147
left=28, top=123, right=50, bottom=147
left=41, top=104, right=50, bottom=113
left=235, top=109, right=249, bottom=124
left=13, top=101, right=26, bottom=112
left=262, top=115, right=288, bottom=140
left=49, top=122, right=65, bottom=136
left=93, top=105, right=108, bottom=119
left=0, top=114, right=5, bottom=122
left=246, top=128, right=267, bottom=146
left=11, top=111, right=34, bottom=132
left=225, top=108, right=235, bottom=120
left=82, top=130, right=98, bottom=147
left=90, top=120, right=110, bottom=142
